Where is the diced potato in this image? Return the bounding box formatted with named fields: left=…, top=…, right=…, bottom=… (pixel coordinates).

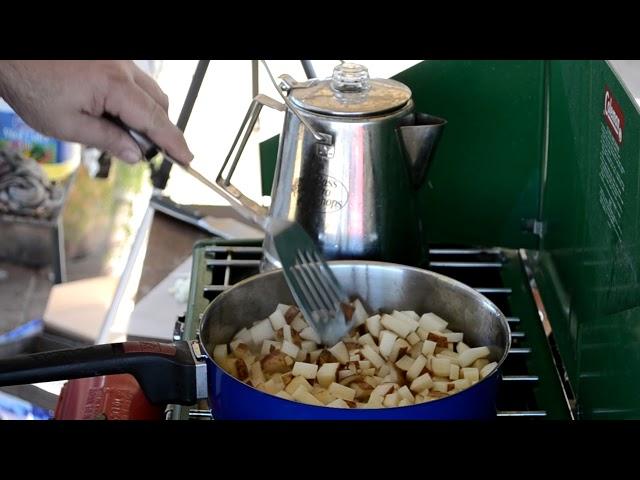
left=261, top=340, right=281, bottom=355
left=401, top=310, right=420, bottom=323
left=290, top=316, right=308, bottom=332
left=393, top=310, right=419, bottom=330
left=300, top=326, right=321, bottom=344
left=428, top=391, right=449, bottom=400
left=421, top=340, right=437, bottom=356
left=276, top=304, right=291, bottom=315
left=269, top=309, right=287, bottom=331
left=419, top=313, right=448, bottom=332
left=301, top=340, right=317, bottom=352
left=378, top=364, right=391, bottom=377
left=367, top=394, right=384, bottom=407
left=480, top=362, right=498, bottom=378
left=232, top=327, right=253, bottom=345
left=234, top=359, right=250, bottom=380
left=361, top=344, right=385, bottom=369
left=448, top=343, right=454, bottom=351
left=309, top=349, right=323, bottom=363
left=456, top=341, right=470, bottom=353
left=295, top=349, right=308, bottom=362
left=292, top=361, right=319, bottom=380
left=352, top=299, right=369, bottom=326
left=461, top=367, right=480, bottom=382
left=397, top=385, right=415, bottom=402
left=358, top=360, right=372, bottom=369
left=261, top=351, right=290, bottom=374
left=250, top=361, right=266, bottom=386
left=338, top=369, right=353, bottom=381
left=398, top=399, right=413, bottom=407
left=453, top=378, right=471, bottom=390
left=378, top=330, right=399, bottom=359
left=280, top=324, right=292, bottom=343
left=365, top=314, right=382, bottom=338
left=360, top=368, right=376, bottom=376
left=432, top=381, right=449, bottom=393
left=349, top=353, right=361, bottom=362
left=383, top=392, right=400, bottom=407
left=328, top=382, right=357, bottom=402
left=262, top=376, right=285, bottom=395
left=285, top=376, right=313, bottom=395
left=431, top=357, right=451, bottom=377
left=406, top=331, right=421, bottom=346
left=250, top=318, right=275, bottom=345
left=381, top=313, right=414, bottom=338
left=213, top=344, right=227, bottom=364
left=275, top=390, right=293, bottom=401
left=414, top=394, right=427, bottom=404
left=449, top=364, right=460, bottom=380
left=408, top=342, right=423, bottom=359
left=280, top=340, right=300, bottom=359
left=427, top=332, right=448, bottom=348
left=364, top=376, right=383, bottom=388
left=328, top=342, right=349, bottom=364
left=410, top=372, right=433, bottom=393
left=284, top=356, right=294, bottom=367
left=473, top=358, right=490, bottom=370
left=229, top=339, right=243, bottom=353
left=326, top=398, right=350, bottom=408
left=382, top=365, right=404, bottom=385
left=416, top=327, right=430, bottom=341
left=317, top=362, right=340, bottom=388
left=444, top=331, right=463, bottom=343
left=313, top=388, right=337, bottom=405
left=283, top=305, right=299, bottom=323
left=357, top=333, right=377, bottom=348
left=371, top=383, right=396, bottom=397
left=406, top=355, right=428, bottom=382
left=292, top=386, right=324, bottom=406
left=395, top=355, right=415, bottom=371
left=458, top=346, right=491, bottom=367
left=389, top=338, right=410, bottom=363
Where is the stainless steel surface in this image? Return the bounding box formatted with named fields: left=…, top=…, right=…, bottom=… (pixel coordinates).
left=199, top=261, right=512, bottom=378
left=212, top=61, right=445, bottom=271
left=287, top=63, right=413, bottom=117
left=271, top=221, right=352, bottom=346
left=214, top=93, right=282, bottom=229
left=497, top=411, right=547, bottom=417
left=519, top=249, right=577, bottom=419
left=261, top=96, right=444, bottom=269
left=261, top=61, right=330, bottom=144
left=508, top=348, right=531, bottom=354
left=502, top=375, right=539, bottom=381
left=190, top=341, right=209, bottom=400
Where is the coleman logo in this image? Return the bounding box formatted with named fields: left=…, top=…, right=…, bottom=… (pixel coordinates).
left=603, top=87, right=624, bottom=144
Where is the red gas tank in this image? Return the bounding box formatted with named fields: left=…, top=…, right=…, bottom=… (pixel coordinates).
left=55, top=374, right=164, bottom=420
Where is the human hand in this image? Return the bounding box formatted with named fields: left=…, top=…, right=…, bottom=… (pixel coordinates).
left=0, top=60, right=193, bottom=164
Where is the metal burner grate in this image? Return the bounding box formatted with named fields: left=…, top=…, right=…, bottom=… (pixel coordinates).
left=168, top=241, right=573, bottom=420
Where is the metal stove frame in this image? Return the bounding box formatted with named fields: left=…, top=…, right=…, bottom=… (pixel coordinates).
left=167, top=239, right=575, bottom=420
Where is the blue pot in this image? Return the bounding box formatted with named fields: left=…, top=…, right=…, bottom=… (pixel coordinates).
left=199, top=261, right=510, bottom=420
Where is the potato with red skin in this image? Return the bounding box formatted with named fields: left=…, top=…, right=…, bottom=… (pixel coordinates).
left=260, top=351, right=290, bottom=374
left=223, top=302, right=495, bottom=409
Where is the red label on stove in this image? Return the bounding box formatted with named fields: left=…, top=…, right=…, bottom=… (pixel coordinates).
left=603, top=86, right=625, bottom=144
left=123, top=342, right=176, bottom=356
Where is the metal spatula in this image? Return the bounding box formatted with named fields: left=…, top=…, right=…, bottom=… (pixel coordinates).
left=269, top=219, right=354, bottom=347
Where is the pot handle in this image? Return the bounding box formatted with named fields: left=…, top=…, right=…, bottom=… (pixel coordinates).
left=0, top=341, right=203, bottom=405
left=215, top=93, right=286, bottom=230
